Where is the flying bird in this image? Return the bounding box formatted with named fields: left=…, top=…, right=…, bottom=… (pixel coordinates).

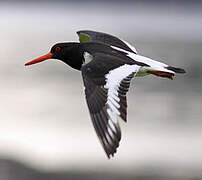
left=25, top=30, right=185, bottom=158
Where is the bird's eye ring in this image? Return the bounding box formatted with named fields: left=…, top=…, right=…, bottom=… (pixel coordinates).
left=55, top=47, right=61, bottom=52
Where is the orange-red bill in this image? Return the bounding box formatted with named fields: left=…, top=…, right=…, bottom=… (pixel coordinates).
left=25, top=52, right=53, bottom=66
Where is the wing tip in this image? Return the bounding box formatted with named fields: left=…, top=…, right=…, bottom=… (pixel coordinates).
left=102, top=121, right=121, bottom=159
left=105, top=145, right=119, bottom=159
left=102, top=137, right=120, bottom=159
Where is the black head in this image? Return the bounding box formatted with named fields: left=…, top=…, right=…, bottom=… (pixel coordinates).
left=25, top=42, right=84, bottom=70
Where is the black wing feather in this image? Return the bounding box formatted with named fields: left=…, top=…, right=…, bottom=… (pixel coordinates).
left=83, top=76, right=121, bottom=157
left=81, top=53, right=139, bottom=158
left=77, top=30, right=137, bottom=54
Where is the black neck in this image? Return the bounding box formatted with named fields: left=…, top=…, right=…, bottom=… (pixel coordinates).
left=59, top=43, right=84, bottom=70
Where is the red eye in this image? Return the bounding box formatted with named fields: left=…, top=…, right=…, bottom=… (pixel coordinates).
left=55, top=47, right=61, bottom=52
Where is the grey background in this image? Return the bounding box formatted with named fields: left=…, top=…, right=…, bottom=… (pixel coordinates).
left=0, top=0, right=202, bottom=179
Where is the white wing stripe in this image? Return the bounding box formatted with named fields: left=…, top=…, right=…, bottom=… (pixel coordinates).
left=103, top=64, right=140, bottom=155
left=105, top=64, right=140, bottom=124
left=122, top=39, right=137, bottom=53
left=111, top=45, right=175, bottom=74
left=108, top=100, right=120, bottom=115
left=107, top=108, right=118, bottom=123
left=111, top=45, right=129, bottom=54
left=106, top=133, right=113, bottom=145
left=108, top=90, right=119, bottom=100
left=108, top=120, right=116, bottom=133
left=108, top=96, right=120, bottom=108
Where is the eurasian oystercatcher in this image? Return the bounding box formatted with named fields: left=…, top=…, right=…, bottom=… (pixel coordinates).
left=25, top=30, right=185, bottom=158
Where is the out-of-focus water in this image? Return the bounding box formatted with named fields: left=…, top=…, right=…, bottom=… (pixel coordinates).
left=0, top=1, right=202, bottom=179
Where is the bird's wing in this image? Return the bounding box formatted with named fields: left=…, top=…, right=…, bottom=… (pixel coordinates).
left=81, top=53, right=140, bottom=158
left=77, top=30, right=137, bottom=54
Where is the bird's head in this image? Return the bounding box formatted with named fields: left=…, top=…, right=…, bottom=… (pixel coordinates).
left=25, top=42, right=83, bottom=70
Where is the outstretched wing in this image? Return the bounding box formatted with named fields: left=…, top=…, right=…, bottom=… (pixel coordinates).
left=77, top=30, right=137, bottom=54
left=81, top=53, right=140, bottom=158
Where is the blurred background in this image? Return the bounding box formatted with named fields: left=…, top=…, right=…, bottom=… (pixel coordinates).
left=0, top=0, right=202, bottom=179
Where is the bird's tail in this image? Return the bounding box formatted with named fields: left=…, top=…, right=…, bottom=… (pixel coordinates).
left=166, top=66, right=186, bottom=74
left=132, top=54, right=186, bottom=80
left=148, top=66, right=186, bottom=80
